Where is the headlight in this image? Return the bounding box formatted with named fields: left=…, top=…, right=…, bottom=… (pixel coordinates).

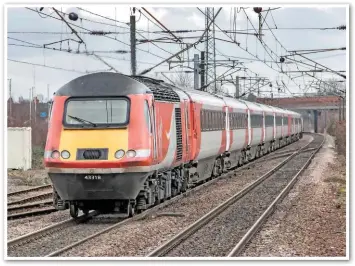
left=61, top=150, right=70, bottom=159
left=115, top=149, right=125, bottom=159
left=126, top=150, right=136, bottom=158
left=51, top=150, right=60, bottom=159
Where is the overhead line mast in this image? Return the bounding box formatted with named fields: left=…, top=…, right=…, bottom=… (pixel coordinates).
left=205, top=7, right=217, bottom=93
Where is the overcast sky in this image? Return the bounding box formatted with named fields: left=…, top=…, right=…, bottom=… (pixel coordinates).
left=6, top=5, right=347, bottom=101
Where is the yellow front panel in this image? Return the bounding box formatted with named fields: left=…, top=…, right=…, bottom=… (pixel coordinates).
left=59, top=129, right=128, bottom=161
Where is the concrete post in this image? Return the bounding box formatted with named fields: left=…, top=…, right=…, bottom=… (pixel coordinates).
left=194, top=54, right=199, bottom=90
left=130, top=15, right=136, bottom=76
left=200, top=51, right=205, bottom=90
left=235, top=76, right=239, bottom=98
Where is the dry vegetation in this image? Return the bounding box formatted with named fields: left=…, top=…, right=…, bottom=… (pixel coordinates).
left=326, top=119, right=346, bottom=206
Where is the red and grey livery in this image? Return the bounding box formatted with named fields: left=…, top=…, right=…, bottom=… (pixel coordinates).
left=44, top=73, right=303, bottom=217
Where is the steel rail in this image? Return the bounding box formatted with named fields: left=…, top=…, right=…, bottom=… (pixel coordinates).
left=8, top=200, right=55, bottom=220
left=7, top=211, right=99, bottom=248
left=8, top=135, right=307, bottom=257
left=147, top=137, right=314, bottom=257
left=227, top=134, right=325, bottom=257
left=8, top=192, right=53, bottom=206
left=8, top=200, right=53, bottom=212
left=46, top=136, right=308, bottom=257
left=257, top=147, right=317, bottom=163
left=7, top=184, right=52, bottom=197
left=46, top=155, right=264, bottom=257
left=8, top=207, right=57, bottom=220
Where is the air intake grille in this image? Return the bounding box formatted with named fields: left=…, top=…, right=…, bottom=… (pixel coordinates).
left=83, top=150, right=101, bottom=159
left=175, top=108, right=183, bottom=161
left=150, top=86, right=180, bottom=102
left=77, top=148, right=108, bottom=160
left=131, top=76, right=180, bottom=102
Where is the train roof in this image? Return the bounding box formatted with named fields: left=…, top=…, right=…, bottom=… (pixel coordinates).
left=221, top=97, right=248, bottom=110
left=55, top=73, right=301, bottom=117
left=55, top=72, right=183, bottom=102
left=55, top=72, right=151, bottom=97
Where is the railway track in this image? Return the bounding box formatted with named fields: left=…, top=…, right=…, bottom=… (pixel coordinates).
left=8, top=185, right=53, bottom=206
left=7, top=200, right=56, bottom=220
left=147, top=134, right=324, bottom=257
left=7, top=135, right=313, bottom=257
left=7, top=184, right=52, bottom=197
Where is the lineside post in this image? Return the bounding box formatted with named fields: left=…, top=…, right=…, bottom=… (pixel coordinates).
left=194, top=54, right=199, bottom=90
left=235, top=76, right=239, bottom=98
left=200, top=51, right=205, bottom=90
left=130, top=12, right=136, bottom=76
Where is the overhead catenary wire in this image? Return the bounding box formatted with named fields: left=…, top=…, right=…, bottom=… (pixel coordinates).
left=7, top=37, right=42, bottom=47
left=8, top=43, right=129, bottom=54
left=25, top=8, right=166, bottom=61
left=8, top=58, right=87, bottom=74
left=10, top=7, right=344, bottom=97
left=8, top=42, right=167, bottom=68
left=77, top=7, right=129, bottom=26
left=52, top=7, right=123, bottom=72
left=197, top=8, right=298, bottom=96
left=259, top=11, right=307, bottom=89
left=138, top=7, right=223, bottom=75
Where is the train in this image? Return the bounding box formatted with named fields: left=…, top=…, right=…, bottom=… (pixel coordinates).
left=44, top=72, right=303, bottom=218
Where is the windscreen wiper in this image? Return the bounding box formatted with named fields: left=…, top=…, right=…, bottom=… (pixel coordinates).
left=67, top=115, right=97, bottom=127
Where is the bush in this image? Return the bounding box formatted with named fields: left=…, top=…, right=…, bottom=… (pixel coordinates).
left=335, top=121, right=346, bottom=157
left=32, top=145, right=45, bottom=169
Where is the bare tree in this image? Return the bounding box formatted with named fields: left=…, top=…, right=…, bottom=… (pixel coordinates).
left=172, top=72, right=193, bottom=88
left=317, top=78, right=346, bottom=96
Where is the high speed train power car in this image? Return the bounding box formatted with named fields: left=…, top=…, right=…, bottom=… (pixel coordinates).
left=44, top=73, right=303, bottom=218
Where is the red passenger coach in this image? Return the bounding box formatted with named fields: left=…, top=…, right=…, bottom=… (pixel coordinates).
left=44, top=73, right=303, bottom=218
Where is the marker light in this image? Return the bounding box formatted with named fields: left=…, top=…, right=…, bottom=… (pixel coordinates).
left=61, top=150, right=70, bottom=159
left=51, top=150, right=60, bottom=159
left=115, top=150, right=125, bottom=159
left=126, top=150, right=136, bottom=158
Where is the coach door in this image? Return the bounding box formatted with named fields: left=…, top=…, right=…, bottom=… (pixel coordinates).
left=184, top=100, right=191, bottom=160
left=150, top=103, right=158, bottom=161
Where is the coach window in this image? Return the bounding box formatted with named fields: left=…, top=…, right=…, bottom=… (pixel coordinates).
left=207, top=111, right=210, bottom=131
left=204, top=110, right=207, bottom=131
left=221, top=112, right=223, bottom=130
left=203, top=110, right=206, bottom=131
left=214, top=112, right=217, bottom=130
left=229, top=113, right=233, bottom=129
left=218, top=112, right=220, bottom=130
left=210, top=111, right=213, bottom=130
left=211, top=111, right=214, bottom=130
left=217, top=112, right=220, bottom=130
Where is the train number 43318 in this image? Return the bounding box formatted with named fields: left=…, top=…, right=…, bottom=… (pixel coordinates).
left=84, top=175, right=102, bottom=180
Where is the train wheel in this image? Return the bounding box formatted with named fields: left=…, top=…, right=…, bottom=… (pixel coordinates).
left=69, top=204, right=78, bottom=218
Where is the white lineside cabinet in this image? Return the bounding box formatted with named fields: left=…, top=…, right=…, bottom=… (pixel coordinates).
left=7, top=127, right=32, bottom=170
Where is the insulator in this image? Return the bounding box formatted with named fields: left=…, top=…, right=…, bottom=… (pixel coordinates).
left=253, top=7, right=262, bottom=13
left=68, top=12, right=79, bottom=21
